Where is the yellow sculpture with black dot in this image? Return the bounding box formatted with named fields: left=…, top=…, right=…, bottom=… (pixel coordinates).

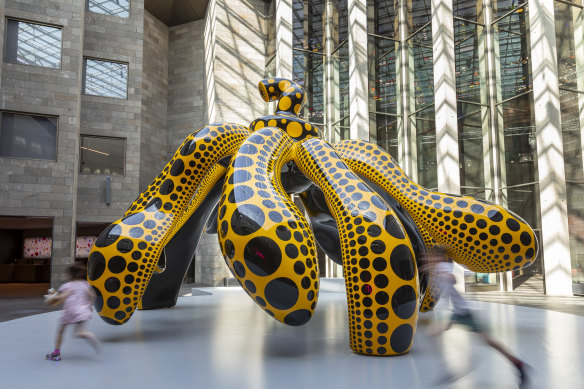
left=88, top=78, right=538, bottom=356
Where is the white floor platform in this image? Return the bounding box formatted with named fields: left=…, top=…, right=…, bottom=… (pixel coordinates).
left=0, top=285, right=582, bottom=389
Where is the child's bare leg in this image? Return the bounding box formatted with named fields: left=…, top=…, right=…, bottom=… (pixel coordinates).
left=55, top=323, right=67, bottom=350
left=74, top=322, right=100, bottom=352
left=477, top=331, right=521, bottom=366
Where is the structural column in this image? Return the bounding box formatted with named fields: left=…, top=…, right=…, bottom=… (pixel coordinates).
left=529, top=0, right=572, bottom=296
left=431, top=0, right=460, bottom=195
left=276, top=0, right=294, bottom=79
left=348, top=0, right=369, bottom=140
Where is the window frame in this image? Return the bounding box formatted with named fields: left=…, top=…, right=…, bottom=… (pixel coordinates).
left=3, top=17, right=63, bottom=70
left=86, top=0, right=131, bottom=19
left=82, top=57, right=129, bottom=99
left=0, top=110, right=59, bottom=161
left=79, top=134, right=127, bottom=176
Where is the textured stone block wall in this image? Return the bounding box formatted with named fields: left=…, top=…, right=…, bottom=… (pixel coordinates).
left=76, top=0, right=145, bottom=222
left=140, top=11, right=169, bottom=191
left=166, top=20, right=206, bottom=159
left=0, top=0, right=85, bottom=284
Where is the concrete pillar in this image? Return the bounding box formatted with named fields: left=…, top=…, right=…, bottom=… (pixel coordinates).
left=276, top=0, right=294, bottom=79
left=529, top=0, right=572, bottom=296
left=431, top=0, right=460, bottom=195
left=348, top=0, right=369, bottom=140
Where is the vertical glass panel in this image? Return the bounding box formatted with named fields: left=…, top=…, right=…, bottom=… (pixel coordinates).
left=84, top=59, right=128, bottom=99
left=458, top=103, right=486, bottom=191
left=494, top=5, right=532, bottom=101
left=415, top=105, right=438, bottom=189
left=332, top=117, right=350, bottom=143
left=368, top=0, right=398, bottom=39
left=4, top=19, right=62, bottom=69
left=88, top=0, right=130, bottom=18
left=332, top=0, right=348, bottom=48
left=454, top=0, right=482, bottom=21
left=493, top=0, right=529, bottom=20
left=368, top=36, right=399, bottom=116
left=408, top=0, right=432, bottom=36
left=0, top=112, right=57, bottom=160
left=332, top=41, right=350, bottom=123
left=555, top=2, right=584, bottom=92
left=371, top=114, right=399, bottom=158
left=293, top=0, right=326, bottom=52
left=266, top=0, right=276, bottom=59
left=454, top=19, right=483, bottom=102
left=80, top=135, right=126, bottom=175
left=409, top=24, right=434, bottom=109
left=266, top=56, right=276, bottom=79
left=293, top=51, right=325, bottom=124
left=560, top=89, right=584, bottom=293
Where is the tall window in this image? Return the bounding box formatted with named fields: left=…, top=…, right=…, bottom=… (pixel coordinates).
left=368, top=0, right=399, bottom=158
left=80, top=135, right=126, bottom=175
left=331, top=0, right=349, bottom=143
left=554, top=0, right=584, bottom=294
left=83, top=58, right=128, bottom=99
left=454, top=0, right=489, bottom=199
left=88, top=0, right=130, bottom=18
left=493, top=1, right=542, bottom=280
left=293, top=0, right=326, bottom=125
left=4, top=19, right=62, bottom=69
left=0, top=112, right=57, bottom=160
left=408, top=0, right=437, bottom=189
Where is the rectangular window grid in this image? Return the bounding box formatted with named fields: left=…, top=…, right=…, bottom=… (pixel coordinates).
left=80, top=135, right=126, bottom=175
left=88, top=0, right=130, bottom=18
left=0, top=112, right=58, bottom=160
left=84, top=58, right=128, bottom=99
left=4, top=19, right=62, bottom=69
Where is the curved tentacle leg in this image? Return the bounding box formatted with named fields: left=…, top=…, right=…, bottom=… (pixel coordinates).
left=88, top=124, right=251, bottom=324
left=139, top=163, right=228, bottom=309
left=334, top=140, right=539, bottom=273
left=294, top=138, right=419, bottom=356
left=218, top=127, right=320, bottom=326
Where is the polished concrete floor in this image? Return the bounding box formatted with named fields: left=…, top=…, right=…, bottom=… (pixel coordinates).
left=0, top=283, right=583, bottom=389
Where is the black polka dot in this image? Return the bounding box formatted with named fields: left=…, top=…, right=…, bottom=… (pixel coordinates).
left=506, top=218, right=521, bottom=231
left=92, top=286, right=103, bottom=312
left=374, top=274, right=389, bottom=288
left=269, top=211, right=283, bottom=223
left=108, top=256, right=126, bottom=274
left=256, top=296, right=267, bottom=306
left=116, top=239, right=133, bottom=253
left=233, top=261, right=246, bottom=277
left=264, top=277, right=299, bottom=310
left=384, top=215, right=405, bottom=239
left=159, top=179, right=174, bottom=195
left=294, top=261, right=305, bottom=275
left=520, top=231, right=532, bottom=246
left=170, top=159, right=185, bottom=176
left=245, top=280, right=256, bottom=293
left=88, top=251, right=106, bottom=281
left=95, top=224, right=122, bottom=248
left=229, top=186, right=254, bottom=203
left=121, top=213, right=144, bottom=226
left=244, top=237, right=282, bottom=276
left=114, top=311, right=126, bottom=321
left=234, top=156, right=254, bottom=168
left=107, top=296, right=120, bottom=309
left=367, top=225, right=382, bottom=237
left=372, top=257, right=387, bottom=271
left=370, top=240, right=386, bottom=254
left=276, top=225, right=291, bottom=241
left=129, top=227, right=144, bottom=239
left=501, top=233, right=512, bottom=244
left=285, top=244, right=299, bottom=259
left=375, top=291, right=389, bottom=305
left=392, top=285, right=417, bottom=319
left=488, top=210, right=503, bottom=222
left=284, top=309, right=311, bottom=326
left=390, top=324, right=413, bottom=354
left=231, top=204, right=265, bottom=235
left=390, top=245, right=415, bottom=281
left=105, top=277, right=120, bottom=293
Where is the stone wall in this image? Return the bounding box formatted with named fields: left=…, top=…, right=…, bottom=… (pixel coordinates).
left=167, top=19, right=206, bottom=159
left=140, top=11, right=169, bottom=191
left=0, top=0, right=85, bottom=284
left=76, top=0, right=145, bottom=222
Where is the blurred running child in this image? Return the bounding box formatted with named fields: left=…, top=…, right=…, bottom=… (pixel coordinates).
left=45, top=262, right=100, bottom=361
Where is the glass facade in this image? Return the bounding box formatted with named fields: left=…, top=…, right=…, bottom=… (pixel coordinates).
left=368, top=0, right=399, bottom=158
left=4, top=19, right=62, bottom=69
left=331, top=0, right=349, bottom=143
left=555, top=0, right=584, bottom=294
left=80, top=135, right=126, bottom=175
left=293, top=0, right=326, bottom=124
left=0, top=112, right=57, bottom=160
left=88, top=0, right=130, bottom=18
left=83, top=58, right=128, bottom=99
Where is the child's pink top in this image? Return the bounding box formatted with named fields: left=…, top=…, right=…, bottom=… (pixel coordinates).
left=58, top=280, right=93, bottom=324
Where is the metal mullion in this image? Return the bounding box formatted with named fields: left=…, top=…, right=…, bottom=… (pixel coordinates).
left=455, top=31, right=478, bottom=48
left=453, top=16, right=485, bottom=27
left=330, top=39, right=348, bottom=56
left=496, top=90, right=533, bottom=106
left=499, top=181, right=538, bottom=190
left=559, top=86, right=584, bottom=95
left=369, top=111, right=399, bottom=118
left=410, top=103, right=435, bottom=117
left=491, top=3, right=529, bottom=25
left=407, top=21, right=432, bottom=41
left=367, top=32, right=399, bottom=42
left=554, top=0, right=584, bottom=9
left=293, top=47, right=326, bottom=56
